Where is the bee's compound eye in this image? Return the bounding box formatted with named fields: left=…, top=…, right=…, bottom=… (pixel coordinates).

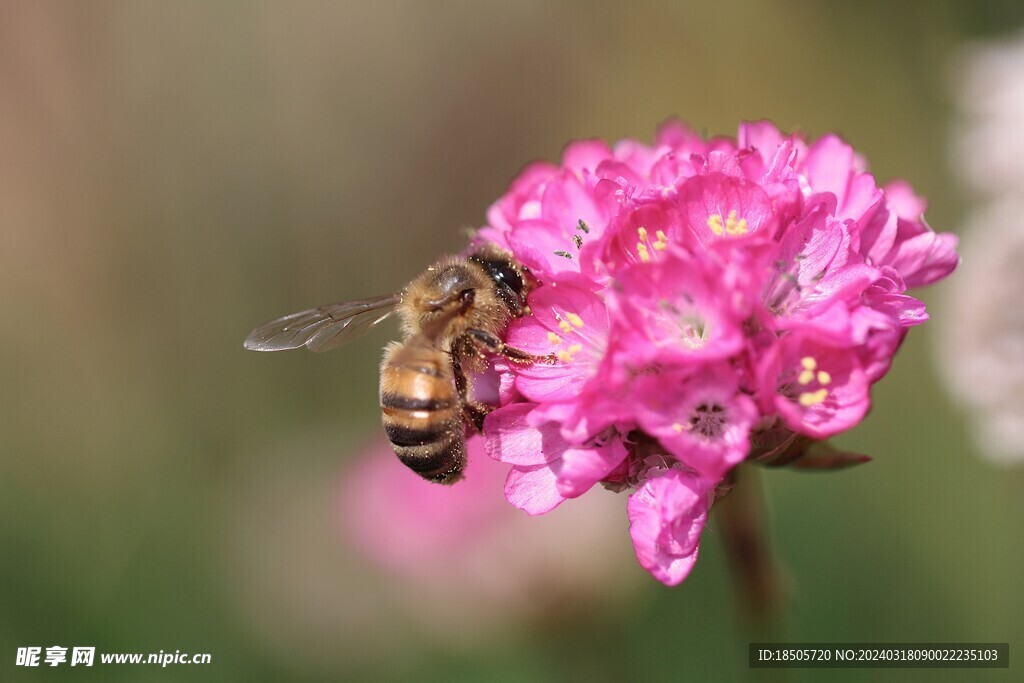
left=491, top=262, right=524, bottom=295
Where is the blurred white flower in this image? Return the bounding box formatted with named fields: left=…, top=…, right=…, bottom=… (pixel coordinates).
left=950, top=29, right=1024, bottom=196
left=938, top=200, right=1024, bottom=463
left=942, top=30, right=1024, bottom=464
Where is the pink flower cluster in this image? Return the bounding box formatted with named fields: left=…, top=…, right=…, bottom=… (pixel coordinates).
left=475, top=120, right=959, bottom=585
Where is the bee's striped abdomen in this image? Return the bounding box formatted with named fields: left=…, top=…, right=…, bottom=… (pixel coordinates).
left=379, top=341, right=466, bottom=484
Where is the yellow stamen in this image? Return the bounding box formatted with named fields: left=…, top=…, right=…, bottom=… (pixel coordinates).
left=798, top=389, right=829, bottom=407
left=817, top=370, right=832, bottom=386
left=653, top=229, right=668, bottom=251
left=724, top=209, right=748, bottom=235
left=637, top=243, right=650, bottom=262
left=709, top=210, right=749, bottom=236
left=707, top=214, right=725, bottom=236
left=553, top=342, right=585, bottom=363
left=558, top=320, right=574, bottom=334
left=566, top=312, right=584, bottom=328
left=801, top=357, right=817, bottom=370
left=637, top=226, right=648, bottom=242
left=798, top=370, right=815, bottom=385
left=547, top=332, right=562, bottom=346
left=672, top=422, right=684, bottom=433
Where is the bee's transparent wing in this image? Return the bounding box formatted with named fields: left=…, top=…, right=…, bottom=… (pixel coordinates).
left=244, top=293, right=402, bottom=353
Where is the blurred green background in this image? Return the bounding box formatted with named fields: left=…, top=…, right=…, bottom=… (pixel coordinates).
left=2, top=1, right=1021, bottom=681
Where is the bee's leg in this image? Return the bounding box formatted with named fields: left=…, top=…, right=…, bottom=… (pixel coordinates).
left=466, top=328, right=558, bottom=365
left=451, top=353, right=492, bottom=433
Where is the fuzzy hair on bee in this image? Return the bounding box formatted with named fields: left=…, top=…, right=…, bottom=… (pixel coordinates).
left=400, top=255, right=512, bottom=348
left=398, top=246, right=529, bottom=369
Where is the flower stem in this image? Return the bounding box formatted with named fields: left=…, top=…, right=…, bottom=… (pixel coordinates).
left=713, top=465, right=785, bottom=629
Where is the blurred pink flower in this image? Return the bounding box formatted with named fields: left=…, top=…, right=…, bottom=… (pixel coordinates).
left=339, top=437, right=636, bottom=612
left=341, top=438, right=509, bottom=571
left=229, top=433, right=638, bottom=671
left=471, top=120, right=958, bottom=585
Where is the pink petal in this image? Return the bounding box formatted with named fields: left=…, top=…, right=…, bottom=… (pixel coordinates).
left=561, top=139, right=613, bottom=177
left=655, top=118, right=703, bottom=149
left=483, top=403, right=553, bottom=466
left=554, top=440, right=629, bottom=498
left=803, top=134, right=856, bottom=207
left=737, top=119, right=787, bottom=157
left=761, top=331, right=872, bottom=438
left=627, top=469, right=711, bottom=586
left=887, top=229, right=960, bottom=288
left=883, top=180, right=927, bottom=219
left=504, top=464, right=565, bottom=515
left=679, top=172, right=777, bottom=244
left=630, top=365, right=756, bottom=478
left=508, top=218, right=580, bottom=280
left=542, top=174, right=608, bottom=237
left=841, top=172, right=883, bottom=223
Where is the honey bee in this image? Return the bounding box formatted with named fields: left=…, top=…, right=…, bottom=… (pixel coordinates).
left=244, top=245, right=551, bottom=484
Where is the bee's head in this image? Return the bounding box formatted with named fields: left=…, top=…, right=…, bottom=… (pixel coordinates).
left=423, top=265, right=476, bottom=310
left=403, top=247, right=531, bottom=342
left=469, top=247, right=529, bottom=306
